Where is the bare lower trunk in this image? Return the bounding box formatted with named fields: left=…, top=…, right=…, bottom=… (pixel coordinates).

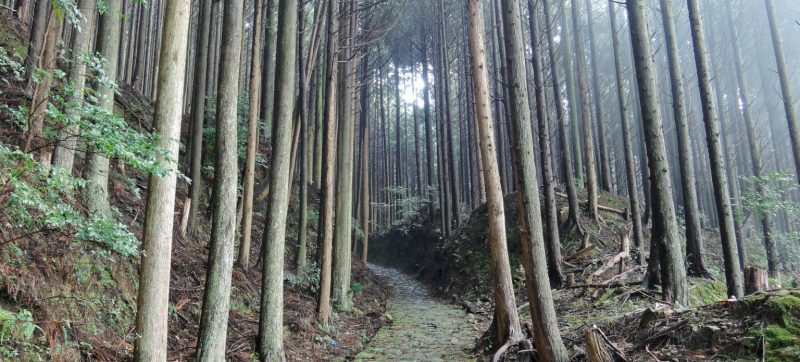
left=133, top=1, right=191, bottom=360
left=466, top=0, right=523, bottom=347
left=195, top=0, right=244, bottom=358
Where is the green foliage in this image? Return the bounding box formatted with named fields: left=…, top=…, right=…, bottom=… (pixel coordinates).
left=0, top=145, right=139, bottom=257
left=350, top=282, right=364, bottom=294
left=739, top=171, right=800, bottom=263
left=0, top=47, right=23, bottom=83
left=0, top=308, right=42, bottom=359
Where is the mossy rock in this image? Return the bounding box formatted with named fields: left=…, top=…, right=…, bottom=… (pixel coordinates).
left=746, top=291, right=800, bottom=361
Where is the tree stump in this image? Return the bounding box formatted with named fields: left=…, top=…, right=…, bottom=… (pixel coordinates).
left=744, top=267, right=769, bottom=295
left=566, top=273, right=576, bottom=288
left=585, top=326, right=612, bottom=362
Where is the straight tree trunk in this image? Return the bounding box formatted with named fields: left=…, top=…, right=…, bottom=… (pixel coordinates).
left=294, top=2, right=308, bottom=274
left=23, top=0, right=49, bottom=91
left=500, top=1, right=569, bottom=360
left=317, top=0, right=338, bottom=326
left=526, top=0, right=564, bottom=288
left=608, top=1, right=645, bottom=265
left=685, top=0, right=744, bottom=298
left=260, top=0, right=280, bottom=143
left=543, top=0, right=583, bottom=233
left=133, top=1, right=191, bottom=360
left=24, top=3, right=62, bottom=161
left=763, top=0, right=800, bottom=184
left=332, top=0, right=356, bottom=311
left=561, top=0, right=583, bottom=187
left=82, top=0, right=123, bottom=217
left=52, top=0, right=97, bottom=173
left=186, top=0, right=213, bottom=236
left=195, top=0, right=244, bottom=358
left=569, top=0, right=599, bottom=222
left=725, top=3, right=778, bottom=275
left=359, top=51, right=370, bottom=264
left=625, top=0, right=689, bottom=306
left=257, top=0, right=297, bottom=357
left=584, top=0, right=612, bottom=193
left=466, top=0, right=524, bottom=347
left=238, top=0, right=265, bottom=268
left=658, top=0, right=710, bottom=277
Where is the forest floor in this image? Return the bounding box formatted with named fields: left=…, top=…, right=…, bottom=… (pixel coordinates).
left=355, top=264, right=478, bottom=361
left=0, top=8, right=390, bottom=360
left=370, top=191, right=800, bottom=361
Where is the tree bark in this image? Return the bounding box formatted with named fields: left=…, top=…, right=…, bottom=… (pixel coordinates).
left=82, top=0, right=123, bottom=217
left=763, top=0, right=800, bottom=184
left=608, top=1, right=645, bottom=265
left=526, top=0, right=564, bottom=289
left=256, top=0, right=297, bottom=358
left=625, top=0, right=689, bottom=306
left=501, top=0, right=569, bottom=359
left=466, top=0, right=524, bottom=347
left=685, top=0, right=744, bottom=299
left=52, top=0, right=97, bottom=174
left=317, top=0, right=338, bottom=326
left=543, top=0, right=583, bottom=233
left=584, top=0, right=612, bottom=193
left=133, top=1, right=191, bottom=360
left=238, top=0, right=265, bottom=268
left=658, top=0, right=710, bottom=277
left=186, top=0, right=213, bottom=236
left=195, top=0, right=243, bottom=358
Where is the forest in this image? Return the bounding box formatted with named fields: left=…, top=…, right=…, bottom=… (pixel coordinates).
left=1, top=0, right=800, bottom=360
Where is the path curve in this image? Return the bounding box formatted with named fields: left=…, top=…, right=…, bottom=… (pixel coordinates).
left=355, top=264, right=477, bottom=361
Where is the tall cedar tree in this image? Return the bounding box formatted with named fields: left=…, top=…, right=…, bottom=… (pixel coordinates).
left=625, top=0, right=689, bottom=306
left=133, top=0, right=191, bottom=359
left=684, top=0, right=745, bottom=298
left=465, top=0, right=524, bottom=348
left=195, top=0, right=243, bottom=358
left=500, top=0, right=569, bottom=360
left=258, top=0, right=298, bottom=357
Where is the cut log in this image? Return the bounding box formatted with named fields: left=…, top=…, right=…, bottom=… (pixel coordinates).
left=556, top=192, right=627, bottom=217
left=566, top=273, right=576, bottom=288
left=585, top=326, right=612, bottom=362
left=566, top=244, right=597, bottom=262
left=744, top=266, right=769, bottom=295
left=591, top=251, right=629, bottom=279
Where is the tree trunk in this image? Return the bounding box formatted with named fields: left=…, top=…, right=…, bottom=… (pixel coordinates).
left=526, top=0, right=564, bottom=289
left=237, top=0, right=265, bottom=268
left=52, top=0, right=97, bottom=174
left=625, top=0, right=689, bottom=306
left=725, top=3, right=778, bottom=276
left=256, top=0, right=297, bottom=358
left=23, top=0, right=49, bottom=91
left=569, top=0, right=599, bottom=222
left=332, top=0, right=356, bottom=312
left=294, top=2, right=308, bottom=275
left=260, top=0, right=280, bottom=143
left=133, top=1, right=191, bottom=360
left=195, top=0, right=243, bottom=358
left=584, top=0, right=612, bottom=193
left=359, top=51, right=370, bottom=264
left=187, top=0, right=213, bottom=236
left=82, top=0, right=123, bottom=217
left=466, top=0, right=524, bottom=347
left=658, top=0, right=710, bottom=277
left=763, top=0, right=800, bottom=184
left=501, top=0, right=569, bottom=360
left=317, top=0, right=338, bottom=326
left=684, top=0, right=744, bottom=299
left=543, top=0, right=583, bottom=233
left=608, top=1, right=645, bottom=265
left=24, top=4, right=62, bottom=162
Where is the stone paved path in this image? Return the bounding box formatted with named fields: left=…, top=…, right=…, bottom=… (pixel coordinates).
left=355, top=264, right=477, bottom=361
